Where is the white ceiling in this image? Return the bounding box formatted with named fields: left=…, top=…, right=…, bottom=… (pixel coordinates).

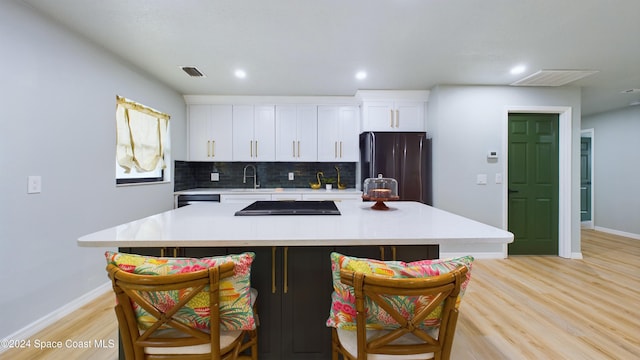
left=21, top=0, right=640, bottom=116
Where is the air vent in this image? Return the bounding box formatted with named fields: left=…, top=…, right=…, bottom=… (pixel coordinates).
left=511, top=70, right=598, bottom=86
left=180, top=66, right=205, bottom=77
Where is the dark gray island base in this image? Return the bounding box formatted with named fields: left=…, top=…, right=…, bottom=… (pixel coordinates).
left=118, top=245, right=438, bottom=360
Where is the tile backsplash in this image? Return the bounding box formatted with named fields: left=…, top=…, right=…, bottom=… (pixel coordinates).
left=175, top=161, right=356, bottom=191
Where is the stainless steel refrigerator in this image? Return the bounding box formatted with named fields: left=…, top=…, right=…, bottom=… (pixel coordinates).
left=360, top=132, right=432, bottom=205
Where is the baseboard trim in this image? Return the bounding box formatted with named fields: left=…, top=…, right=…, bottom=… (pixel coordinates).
left=571, top=252, right=584, bottom=259
left=0, top=282, right=111, bottom=354
left=594, top=226, right=640, bottom=240
left=440, top=251, right=507, bottom=260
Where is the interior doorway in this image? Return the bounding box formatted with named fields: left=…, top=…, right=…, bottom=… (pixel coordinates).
left=581, top=129, right=594, bottom=229
left=503, top=106, right=573, bottom=258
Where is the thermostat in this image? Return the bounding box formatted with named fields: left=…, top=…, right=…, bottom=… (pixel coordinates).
left=487, top=151, right=498, bottom=159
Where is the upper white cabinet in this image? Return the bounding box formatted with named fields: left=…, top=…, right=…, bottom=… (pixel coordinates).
left=232, top=105, right=276, bottom=161
left=357, top=90, right=429, bottom=132
left=188, top=104, right=233, bottom=161
left=275, top=105, right=318, bottom=161
left=317, top=106, right=359, bottom=161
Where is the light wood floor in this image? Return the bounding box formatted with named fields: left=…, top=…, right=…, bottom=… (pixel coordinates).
left=2, top=229, right=638, bottom=359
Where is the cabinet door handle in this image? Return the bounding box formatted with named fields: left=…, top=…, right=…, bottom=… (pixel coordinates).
left=379, top=246, right=385, bottom=260
left=339, top=141, right=343, bottom=158
left=211, top=140, right=215, bottom=157
left=271, top=246, right=277, bottom=293
left=297, top=141, right=300, bottom=158
left=250, top=140, right=253, bottom=157
left=207, top=141, right=211, bottom=157
left=395, top=110, right=400, bottom=128
left=283, top=246, right=289, bottom=294
left=255, top=140, right=258, bottom=157
left=390, top=109, right=394, bottom=128
left=391, top=246, right=397, bottom=261
left=292, top=141, right=296, bottom=158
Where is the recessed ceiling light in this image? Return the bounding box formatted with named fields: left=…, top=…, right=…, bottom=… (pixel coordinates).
left=355, top=71, right=367, bottom=80
left=510, top=65, right=526, bottom=75
left=234, top=69, right=247, bottom=79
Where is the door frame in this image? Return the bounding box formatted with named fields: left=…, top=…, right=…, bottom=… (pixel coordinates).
left=503, top=106, right=573, bottom=259
left=581, top=129, right=595, bottom=229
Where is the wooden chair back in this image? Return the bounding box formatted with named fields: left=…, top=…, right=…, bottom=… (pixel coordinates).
left=335, top=265, right=468, bottom=360
left=107, top=261, right=246, bottom=359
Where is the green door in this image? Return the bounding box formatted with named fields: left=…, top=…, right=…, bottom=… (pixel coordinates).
left=580, top=137, right=592, bottom=222
left=508, top=113, right=559, bottom=255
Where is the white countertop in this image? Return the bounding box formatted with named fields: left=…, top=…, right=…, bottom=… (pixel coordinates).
left=78, top=201, right=513, bottom=247
left=174, top=188, right=362, bottom=195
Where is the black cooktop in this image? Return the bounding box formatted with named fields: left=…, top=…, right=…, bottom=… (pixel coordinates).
left=234, top=201, right=341, bottom=216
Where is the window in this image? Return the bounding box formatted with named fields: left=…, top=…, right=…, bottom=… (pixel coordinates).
left=115, top=96, right=170, bottom=185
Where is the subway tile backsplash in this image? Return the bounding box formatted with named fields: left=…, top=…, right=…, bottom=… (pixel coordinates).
left=174, top=161, right=356, bottom=191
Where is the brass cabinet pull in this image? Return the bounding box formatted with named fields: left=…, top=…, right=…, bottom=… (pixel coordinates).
left=211, top=140, right=215, bottom=157
left=255, top=140, right=258, bottom=157
left=395, top=110, right=400, bottom=128
left=250, top=140, right=253, bottom=157
left=334, top=141, right=338, bottom=158
left=297, top=141, right=300, bottom=158
left=339, top=141, right=343, bottom=158
left=283, top=246, right=289, bottom=294
left=391, top=246, right=397, bottom=261
left=292, top=141, right=296, bottom=157
left=271, top=247, right=277, bottom=293
left=207, top=141, right=211, bottom=157
left=390, top=109, right=394, bottom=127
left=379, top=246, right=385, bottom=260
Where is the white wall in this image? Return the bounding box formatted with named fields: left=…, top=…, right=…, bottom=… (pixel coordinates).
left=582, top=106, right=640, bottom=237
left=0, top=1, right=186, bottom=339
left=428, top=85, right=582, bottom=257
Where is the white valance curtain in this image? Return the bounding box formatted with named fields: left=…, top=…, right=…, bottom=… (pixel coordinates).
left=116, top=96, right=170, bottom=173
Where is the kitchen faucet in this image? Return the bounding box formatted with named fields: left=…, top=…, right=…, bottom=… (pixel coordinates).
left=242, top=164, right=259, bottom=189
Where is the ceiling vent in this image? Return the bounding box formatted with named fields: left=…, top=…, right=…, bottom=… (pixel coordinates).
left=180, top=66, right=205, bottom=78
left=511, top=70, right=598, bottom=86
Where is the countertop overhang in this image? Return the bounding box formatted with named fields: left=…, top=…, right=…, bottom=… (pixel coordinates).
left=78, top=201, right=513, bottom=248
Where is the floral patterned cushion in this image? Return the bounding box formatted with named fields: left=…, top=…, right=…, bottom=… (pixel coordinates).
left=326, top=252, right=474, bottom=330
left=105, top=251, right=255, bottom=331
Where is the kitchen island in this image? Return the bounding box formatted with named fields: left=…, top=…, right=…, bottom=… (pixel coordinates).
left=78, top=201, right=512, bottom=247
left=79, top=201, right=512, bottom=360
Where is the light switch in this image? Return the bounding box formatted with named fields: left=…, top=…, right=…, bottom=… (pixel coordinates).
left=210, top=172, right=219, bottom=181
left=476, top=174, right=487, bottom=185
left=495, top=173, right=503, bottom=184
left=288, top=172, right=294, bottom=181
left=28, top=176, right=42, bottom=194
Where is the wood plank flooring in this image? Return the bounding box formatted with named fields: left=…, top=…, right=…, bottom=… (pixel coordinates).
left=1, top=229, right=638, bottom=359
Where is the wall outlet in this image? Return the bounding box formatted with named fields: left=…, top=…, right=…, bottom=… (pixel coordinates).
left=288, top=172, right=294, bottom=181
left=28, top=175, right=42, bottom=194
left=211, top=172, right=219, bottom=181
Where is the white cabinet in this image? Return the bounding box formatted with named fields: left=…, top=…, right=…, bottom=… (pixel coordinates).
left=301, top=192, right=362, bottom=202
left=188, top=105, right=233, bottom=161
left=271, top=193, right=303, bottom=201
left=358, top=90, right=429, bottom=132
left=220, top=193, right=272, bottom=203
left=232, top=105, right=276, bottom=161
left=275, top=105, right=318, bottom=162
left=317, top=106, right=359, bottom=161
